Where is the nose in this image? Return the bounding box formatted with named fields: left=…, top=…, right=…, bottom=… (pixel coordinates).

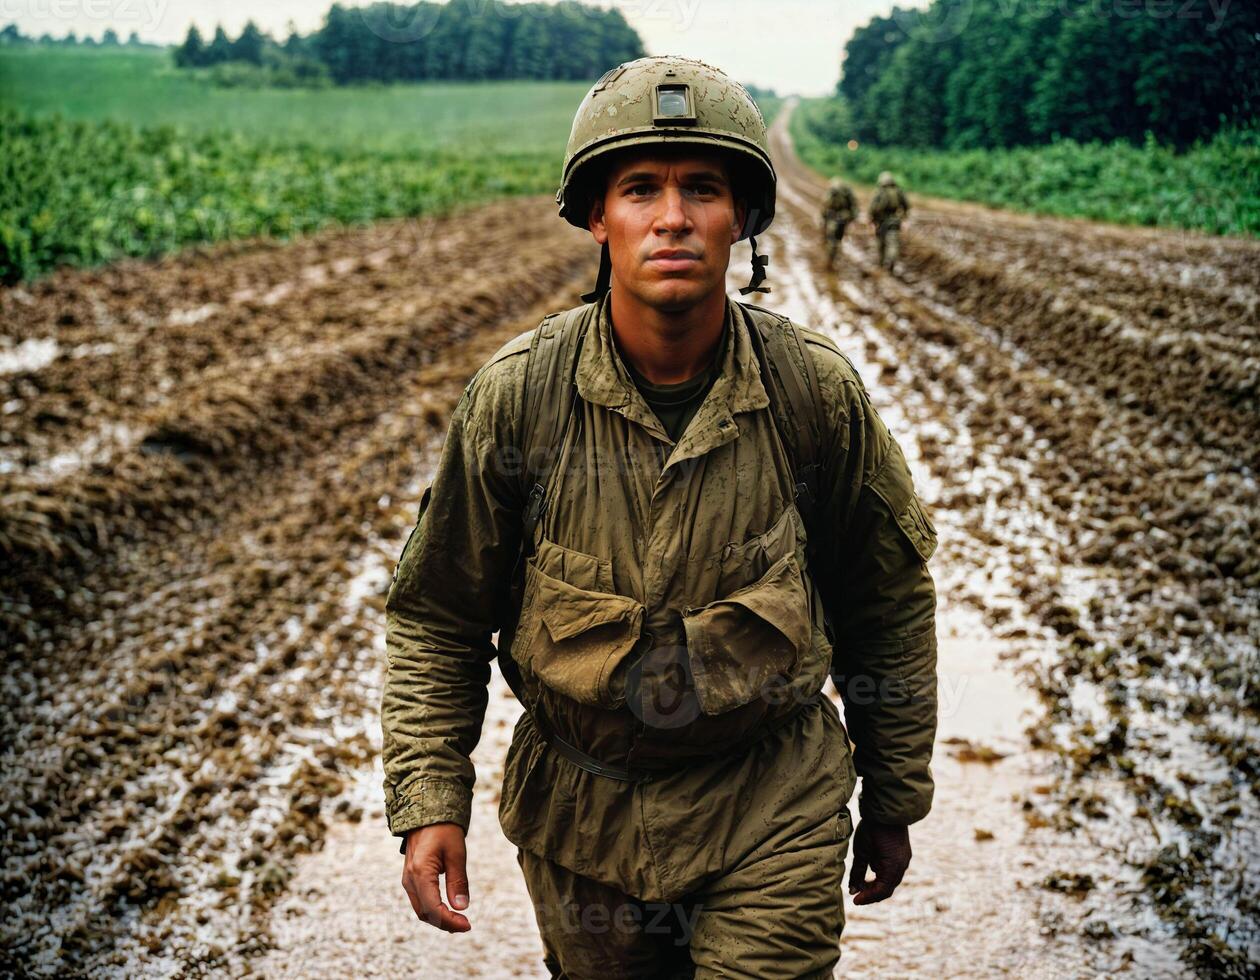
left=653, top=186, right=691, bottom=236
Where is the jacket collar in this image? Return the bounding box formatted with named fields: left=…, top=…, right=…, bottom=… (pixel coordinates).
left=575, top=290, right=771, bottom=466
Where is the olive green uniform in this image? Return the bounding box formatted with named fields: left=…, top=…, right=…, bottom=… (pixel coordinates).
left=869, top=184, right=910, bottom=272
left=822, top=183, right=857, bottom=263
left=381, top=291, right=938, bottom=977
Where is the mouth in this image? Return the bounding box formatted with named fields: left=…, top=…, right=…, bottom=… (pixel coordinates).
left=645, top=249, right=701, bottom=273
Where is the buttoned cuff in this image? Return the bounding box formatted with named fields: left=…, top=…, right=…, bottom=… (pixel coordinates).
left=387, top=778, right=472, bottom=853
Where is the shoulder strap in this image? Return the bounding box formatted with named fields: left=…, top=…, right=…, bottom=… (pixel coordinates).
left=738, top=302, right=829, bottom=547
left=500, top=302, right=593, bottom=707
left=519, top=303, right=593, bottom=556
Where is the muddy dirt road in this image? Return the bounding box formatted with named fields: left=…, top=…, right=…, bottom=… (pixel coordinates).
left=768, top=103, right=1258, bottom=975
left=3, top=106, right=1257, bottom=977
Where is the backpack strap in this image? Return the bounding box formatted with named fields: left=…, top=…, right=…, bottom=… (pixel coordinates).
left=518, top=303, right=593, bottom=555
left=738, top=302, right=830, bottom=555
left=501, top=303, right=594, bottom=708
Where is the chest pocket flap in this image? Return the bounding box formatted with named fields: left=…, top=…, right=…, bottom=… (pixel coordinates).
left=682, top=550, right=812, bottom=716
left=526, top=565, right=645, bottom=707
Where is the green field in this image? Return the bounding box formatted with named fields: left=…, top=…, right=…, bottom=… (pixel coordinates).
left=0, top=47, right=588, bottom=153
left=792, top=98, right=1260, bottom=237
left=0, top=48, right=593, bottom=282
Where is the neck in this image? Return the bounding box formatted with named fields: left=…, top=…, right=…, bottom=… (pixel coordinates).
left=608, top=283, right=727, bottom=385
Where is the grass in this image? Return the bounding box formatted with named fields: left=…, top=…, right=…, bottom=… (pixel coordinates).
left=0, top=48, right=792, bottom=282
left=0, top=110, right=563, bottom=284
left=0, top=48, right=591, bottom=282
left=791, top=97, right=1260, bottom=237
left=0, top=47, right=588, bottom=154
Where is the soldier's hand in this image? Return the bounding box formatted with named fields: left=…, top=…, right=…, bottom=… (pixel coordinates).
left=848, top=818, right=911, bottom=905
left=402, top=822, right=472, bottom=932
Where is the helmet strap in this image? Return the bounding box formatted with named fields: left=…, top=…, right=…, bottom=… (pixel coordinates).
left=581, top=242, right=612, bottom=303
left=738, top=236, right=771, bottom=295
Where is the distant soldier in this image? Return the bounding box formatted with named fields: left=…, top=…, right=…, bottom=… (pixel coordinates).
left=869, top=171, right=909, bottom=273
left=821, top=177, right=857, bottom=264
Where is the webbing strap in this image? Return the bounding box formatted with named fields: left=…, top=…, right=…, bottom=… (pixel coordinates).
left=501, top=304, right=593, bottom=713
left=519, top=304, right=591, bottom=559
left=739, top=303, right=825, bottom=547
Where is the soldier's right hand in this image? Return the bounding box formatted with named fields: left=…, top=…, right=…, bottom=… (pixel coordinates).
left=402, top=822, right=471, bottom=932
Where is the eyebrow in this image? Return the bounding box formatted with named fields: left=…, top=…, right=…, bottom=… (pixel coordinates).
left=615, top=169, right=729, bottom=187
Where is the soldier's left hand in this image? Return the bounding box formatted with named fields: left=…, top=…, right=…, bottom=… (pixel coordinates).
left=848, top=818, right=912, bottom=905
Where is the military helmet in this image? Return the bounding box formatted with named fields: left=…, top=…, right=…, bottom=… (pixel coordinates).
left=878, top=171, right=896, bottom=186
left=556, top=56, right=776, bottom=241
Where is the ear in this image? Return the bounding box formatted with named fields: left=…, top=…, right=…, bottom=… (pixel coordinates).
left=731, top=198, right=747, bottom=243
left=588, top=195, right=608, bottom=245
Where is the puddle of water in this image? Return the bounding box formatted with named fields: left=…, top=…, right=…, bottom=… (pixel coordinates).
left=166, top=304, right=220, bottom=327
left=0, top=336, right=60, bottom=374
left=1, top=421, right=143, bottom=482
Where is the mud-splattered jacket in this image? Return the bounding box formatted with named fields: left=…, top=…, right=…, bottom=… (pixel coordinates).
left=381, top=292, right=938, bottom=901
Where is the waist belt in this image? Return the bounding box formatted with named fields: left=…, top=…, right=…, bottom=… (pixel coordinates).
left=529, top=700, right=809, bottom=783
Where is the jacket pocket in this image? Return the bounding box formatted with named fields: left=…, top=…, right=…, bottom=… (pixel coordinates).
left=682, top=550, right=812, bottom=716
left=521, top=561, right=644, bottom=708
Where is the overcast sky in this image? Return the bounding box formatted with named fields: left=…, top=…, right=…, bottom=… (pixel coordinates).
left=6, top=0, right=928, bottom=95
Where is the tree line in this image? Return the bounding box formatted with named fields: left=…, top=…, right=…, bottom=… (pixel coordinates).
left=175, top=0, right=645, bottom=84
left=0, top=23, right=159, bottom=47
left=839, top=0, right=1260, bottom=149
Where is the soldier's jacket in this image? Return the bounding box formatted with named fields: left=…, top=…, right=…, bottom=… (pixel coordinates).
left=381, top=292, right=938, bottom=901
left=870, top=185, right=909, bottom=230
left=823, top=185, right=857, bottom=224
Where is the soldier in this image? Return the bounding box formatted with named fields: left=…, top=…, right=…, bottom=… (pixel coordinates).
left=869, top=171, right=910, bottom=273
left=821, top=177, right=857, bottom=265
left=382, top=56, right=938, bottom=978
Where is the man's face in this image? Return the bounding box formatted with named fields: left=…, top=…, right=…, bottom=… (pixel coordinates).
left=588, top=149, right=745, bottom=314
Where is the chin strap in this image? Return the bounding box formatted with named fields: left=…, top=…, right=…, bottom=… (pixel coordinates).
left=738, top=235, right=771, bottom=295
left=581, top=243, right=612, bottom=303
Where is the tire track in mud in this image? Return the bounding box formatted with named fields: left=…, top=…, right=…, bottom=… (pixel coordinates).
left=772, top=103, right=1258, bottom=975
left=1, top=199, right=596, bottom=976
left=0, top=199, right=561, bottom=472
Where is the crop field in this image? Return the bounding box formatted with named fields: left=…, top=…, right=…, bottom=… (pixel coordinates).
left=0, top=49, right=591, bottom=282
left=0, top=45, right=1256, bottom=980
